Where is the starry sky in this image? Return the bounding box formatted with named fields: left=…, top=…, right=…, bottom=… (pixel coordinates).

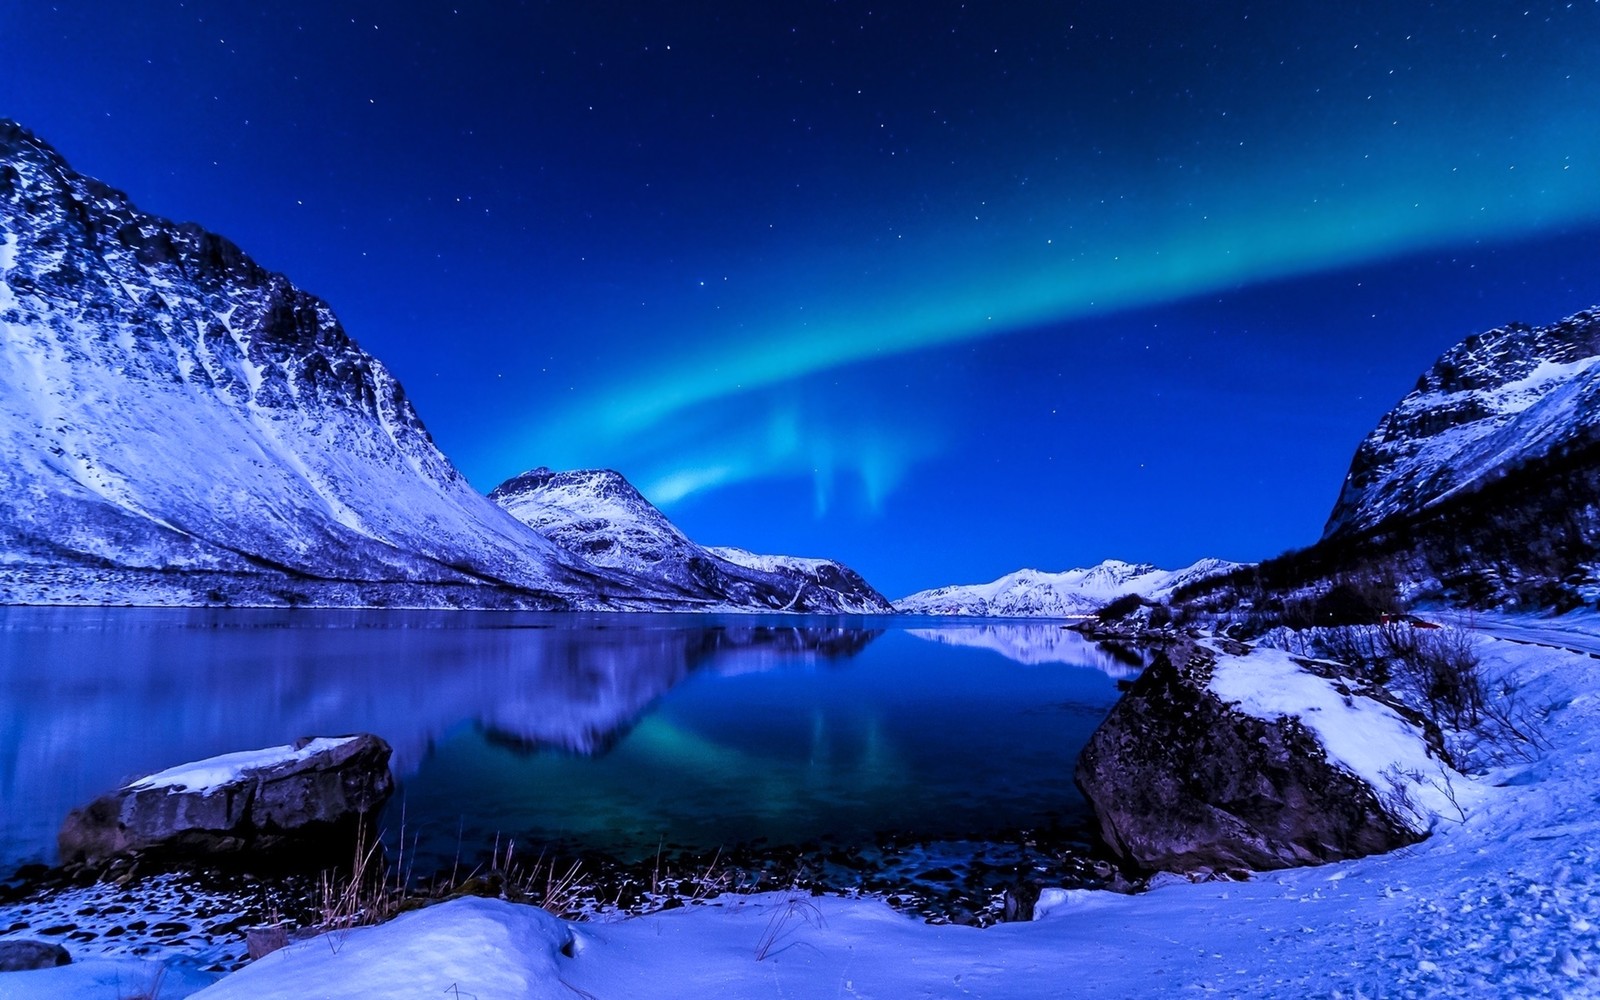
left=5, top=2, right=1600, bottom=597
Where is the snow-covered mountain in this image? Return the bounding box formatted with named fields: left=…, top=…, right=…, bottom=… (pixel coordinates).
left=489, top=468, right=893, bottom=613
left=1325, top=307, right=1600, bottom=539
left=1170, top=304, right=1600, bottom=613
left=0, top=120, right=890, bottom=611
left=0, top=120, right=663, bottom=608
left=896, top=558, right=1240, bottom=617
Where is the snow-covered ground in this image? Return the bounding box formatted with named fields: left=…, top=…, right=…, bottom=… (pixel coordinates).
left=5, top=613, right=1598, bottom=999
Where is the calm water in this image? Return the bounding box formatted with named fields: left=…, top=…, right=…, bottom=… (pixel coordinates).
left=0, top=609, right=1139, bottom=873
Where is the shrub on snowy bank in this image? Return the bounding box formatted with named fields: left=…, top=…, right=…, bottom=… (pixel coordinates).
left=1266, top=622, right=1545, bottom=770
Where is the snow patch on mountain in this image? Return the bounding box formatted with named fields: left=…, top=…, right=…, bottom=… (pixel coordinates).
left=897, top=557, right=1241, bottom=617
left=704, top=546, right=830, bottom=576
left=489, top=468, right=695, bottom=574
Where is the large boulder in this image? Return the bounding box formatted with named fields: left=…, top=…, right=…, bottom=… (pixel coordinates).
left=58, top=734, right=393, bottom=868
left=1075, top=640, right=1450, bottom=873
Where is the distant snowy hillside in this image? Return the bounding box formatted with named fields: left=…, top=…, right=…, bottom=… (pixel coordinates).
left=897, top=558, right=1240, bottom=617
left=0, top=120, right=648, bottom=608
left=490, top=468, right=893, bottom=613
left=1325, top=307, right=1600, bottom=538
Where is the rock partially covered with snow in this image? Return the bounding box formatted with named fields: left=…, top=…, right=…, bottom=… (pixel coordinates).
left=58, top=735, right=393, bottom=868
left=897, top=558, right=1240, bottom=617
left=1076, top=640, right=1450, bottom=873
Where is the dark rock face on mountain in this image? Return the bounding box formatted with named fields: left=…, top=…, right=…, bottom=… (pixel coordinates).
left=1075, top=641, right=1427, bottom=873
left=0, top=119, right=637, bottom=608
left=58, top=735, right=393, bottom=868
left=1326, top=308, right=1600, bottom=540
left=490, top=468, right=893, bottom=613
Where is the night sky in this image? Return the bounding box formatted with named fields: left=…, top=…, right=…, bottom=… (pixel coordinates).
left=5, top=2, right=1600, bottom=597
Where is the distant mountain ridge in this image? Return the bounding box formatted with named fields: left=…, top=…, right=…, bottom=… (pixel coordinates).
left=897, top=558, right=1241, bottom=617
left=490, top=468, right=893, bottom=613
left=0, top=119, right=883, bottom=611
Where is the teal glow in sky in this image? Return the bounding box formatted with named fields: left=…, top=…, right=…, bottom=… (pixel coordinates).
left=7, top=2, right=1600, bottom=594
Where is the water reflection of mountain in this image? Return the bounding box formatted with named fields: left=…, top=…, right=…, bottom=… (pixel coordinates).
left=0, top=609, right=879, bottom=866
left=904, top=623, right=1147, bottom=678
left=701, top=624, right=881, bottom=675
left=477, top=624, right=882, bottom=755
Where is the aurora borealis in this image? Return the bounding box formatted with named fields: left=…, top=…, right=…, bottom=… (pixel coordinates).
left=6, top=2, right=1600, bottom=595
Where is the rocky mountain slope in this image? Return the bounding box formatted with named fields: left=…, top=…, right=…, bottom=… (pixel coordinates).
left=489, top=468, right=893, bottom=613
left=1181, top=305, right=1600, bottom=613
left=0, top=120, right=648, bottom=608
left=0, top=120, right=885, bottom=611
left=896, top=558, right=1239, bottom=617
left=1325, top=307, right=1600, bottom=540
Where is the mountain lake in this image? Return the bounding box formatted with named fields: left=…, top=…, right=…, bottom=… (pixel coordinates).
left=0, top=609, right=1145, bottom=922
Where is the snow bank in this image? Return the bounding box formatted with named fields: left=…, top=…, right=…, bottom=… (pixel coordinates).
left=191, top=897, right=578, bottom=999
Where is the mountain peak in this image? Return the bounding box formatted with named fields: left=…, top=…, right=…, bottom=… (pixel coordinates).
left=1324, top=305, right=1600, bottom=539
left=490, top=467, right=893, bottom=613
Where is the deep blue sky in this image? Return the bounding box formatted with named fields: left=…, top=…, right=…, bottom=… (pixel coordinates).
left=5, top=2, right=1600, bottom=596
